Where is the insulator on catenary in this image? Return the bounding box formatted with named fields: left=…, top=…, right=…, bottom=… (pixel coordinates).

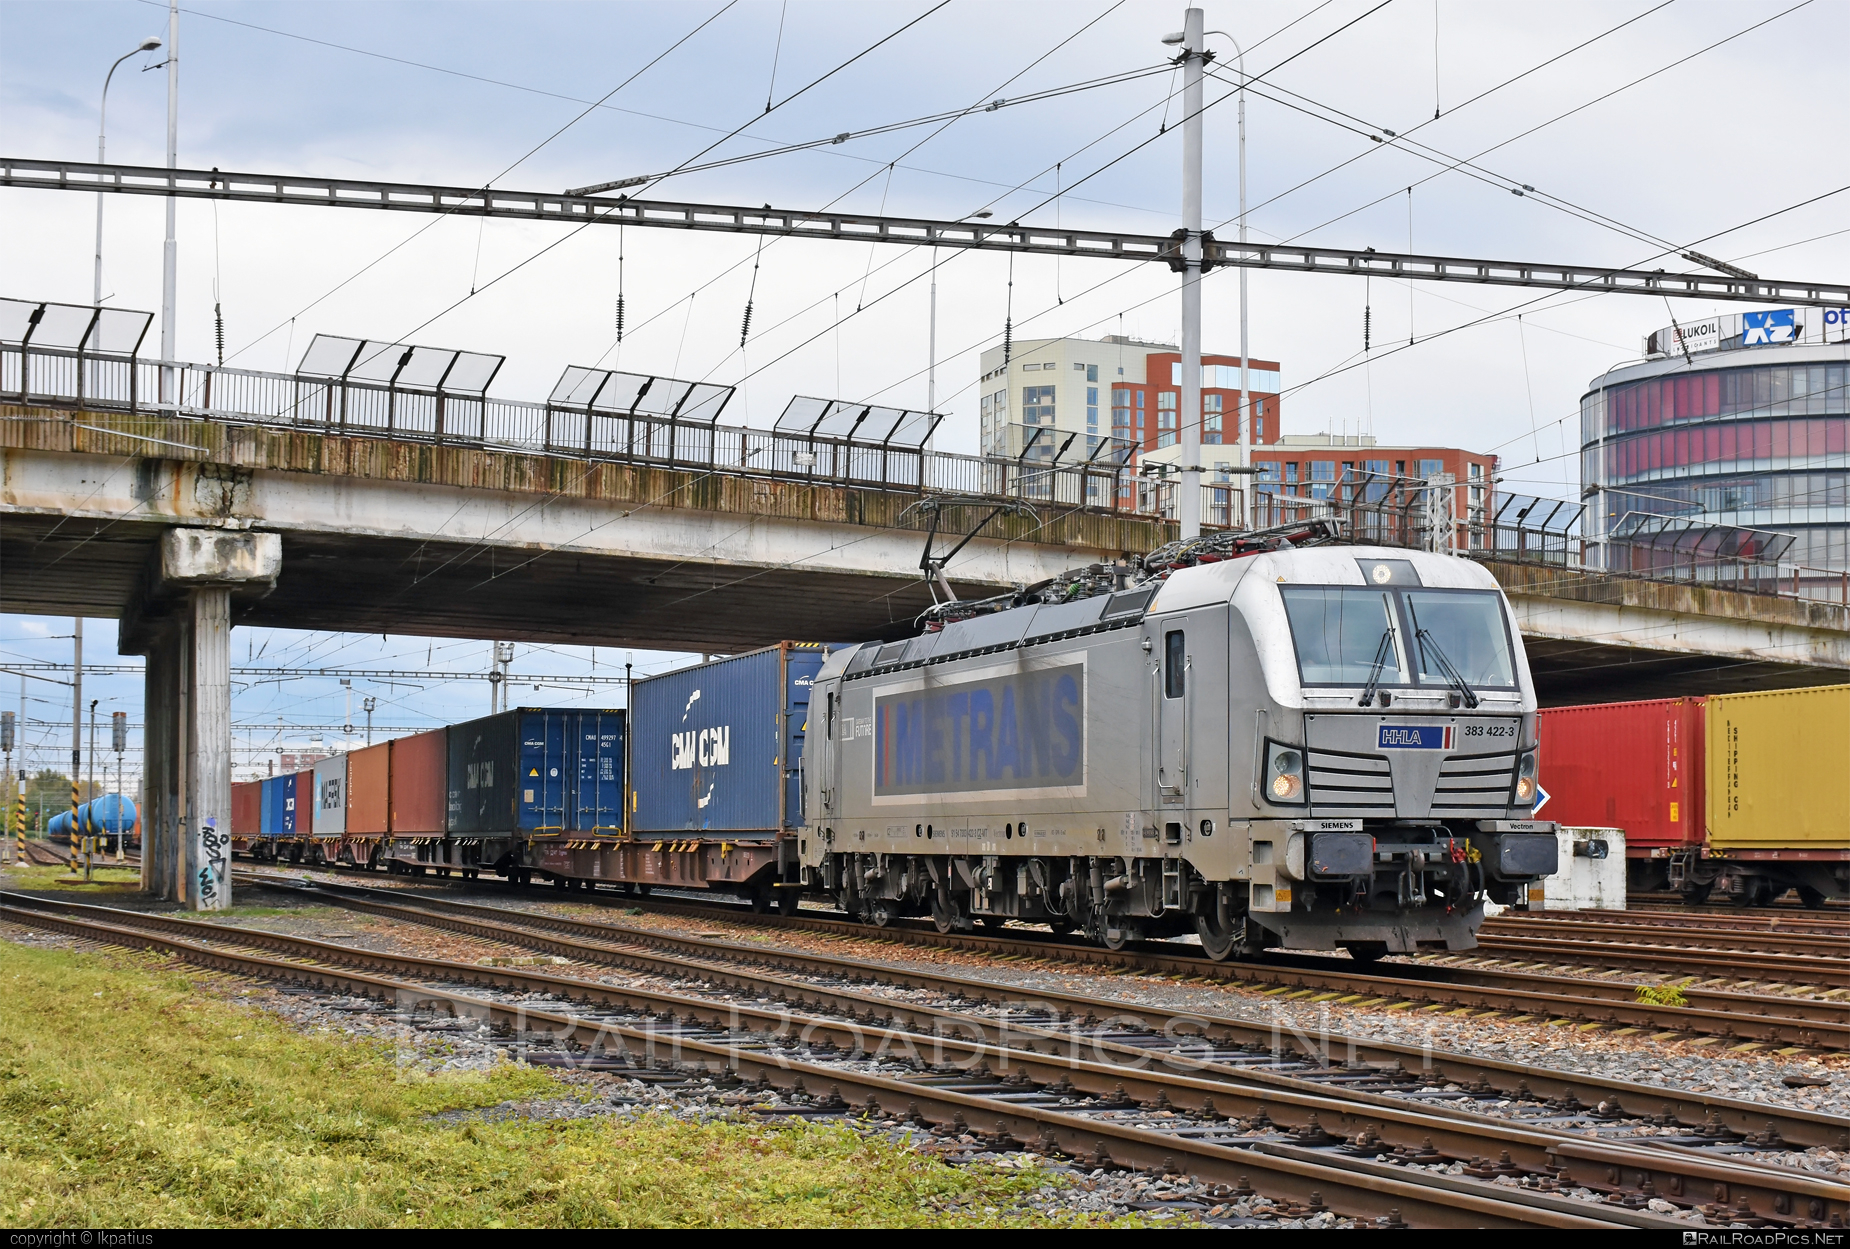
left=1003, top=316, right=1012, bottom=365
left=215, top=303, right=225, bottom=367
left=740, top=301, right=753, bottom=348
left=615, top=295, right=625, bottom=342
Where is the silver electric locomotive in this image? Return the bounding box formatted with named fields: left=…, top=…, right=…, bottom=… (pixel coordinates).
left=798, top=529, right=1558, bottom=958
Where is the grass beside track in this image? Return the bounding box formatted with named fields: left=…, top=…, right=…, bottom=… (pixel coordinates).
left=0, top=941, right=1133, bottom=1228
left=1, top=861, right=145, bottom=897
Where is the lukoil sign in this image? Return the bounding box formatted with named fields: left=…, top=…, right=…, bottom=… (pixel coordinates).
left=1663, top=318, right=1721, bottom=353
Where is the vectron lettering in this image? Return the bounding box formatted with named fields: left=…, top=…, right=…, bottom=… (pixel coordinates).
left=874, top=664, right=1084, bottom=798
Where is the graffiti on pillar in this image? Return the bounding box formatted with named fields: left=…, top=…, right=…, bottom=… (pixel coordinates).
left=197, top=818, right=229, bottom=909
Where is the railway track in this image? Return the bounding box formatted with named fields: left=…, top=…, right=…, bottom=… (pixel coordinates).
left=281, top=868, right=1849, bottom=1050
left=1631, top=891, right=1850, bottom=914
left=1472, top=917, right=1850, bottom=969
left=234, top=872, right=1850, bottom=1143
left=7, top=841, right=139, bottom=871
left=6, top=887, right=1842, bottom=1230
left=1498, top=909, right=1850, bottom=944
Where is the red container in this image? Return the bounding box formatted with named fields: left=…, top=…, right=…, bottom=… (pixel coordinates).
left=232, top=780, right=262, bottom=838
left=390, top=728, right=448, bottom=834
left=292, top=770, right=314, bottom=833
left=1537, top=697, right=1705, bottom=850
left=346, top=742, right=390, bottom=835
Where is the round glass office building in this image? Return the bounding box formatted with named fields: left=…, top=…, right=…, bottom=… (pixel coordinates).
left=1581, top=307, right=1850, bottom=590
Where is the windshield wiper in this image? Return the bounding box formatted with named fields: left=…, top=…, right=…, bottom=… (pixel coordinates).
left=1357, top=628, right=1395, bottom=706
left=1416, top=628, right=1480, bottom=709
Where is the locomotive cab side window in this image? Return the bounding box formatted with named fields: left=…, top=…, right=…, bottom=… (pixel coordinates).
left=1164, top=631, right=1186, bottom=698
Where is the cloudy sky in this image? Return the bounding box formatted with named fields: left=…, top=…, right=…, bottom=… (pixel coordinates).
left=3, top=0, right=1845, bottom=784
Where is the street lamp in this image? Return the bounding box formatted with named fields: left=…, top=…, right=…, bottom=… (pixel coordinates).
left=94, top=36, right=164, bottom=306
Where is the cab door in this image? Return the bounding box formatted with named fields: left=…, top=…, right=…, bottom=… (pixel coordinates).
left=1155, top=619, right=1191, bottom=809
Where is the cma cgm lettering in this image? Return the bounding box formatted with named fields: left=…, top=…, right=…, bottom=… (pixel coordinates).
left=874, top=664, right=1084, bottom=800
left=670, top=726, right=731, bottom=770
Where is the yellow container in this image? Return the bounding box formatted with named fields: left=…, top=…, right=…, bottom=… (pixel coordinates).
left=1705, top=685, right=1850, bottom=848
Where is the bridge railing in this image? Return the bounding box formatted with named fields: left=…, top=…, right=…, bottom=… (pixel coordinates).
left=0, top=339, right=1137, bottom=516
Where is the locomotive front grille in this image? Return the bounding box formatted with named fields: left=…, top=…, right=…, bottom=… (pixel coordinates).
left=1431, top=751, right=1519, bottom=813
left=1305, top=747, right=1396, bottom=813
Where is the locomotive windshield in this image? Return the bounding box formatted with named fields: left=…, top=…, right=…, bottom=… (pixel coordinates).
left=1403, top=589, right=1517, bottom=690
left=1281, top=585, right=1516, bottom=690
left=1280, top=587, right=1408, bottom=685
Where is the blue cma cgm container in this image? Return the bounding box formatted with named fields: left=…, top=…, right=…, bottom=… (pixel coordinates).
left=446, top=709, right=626, bottom=835
left=631, top=642, right=840, bottom=837
left=260, top=773, right=304, bottom=837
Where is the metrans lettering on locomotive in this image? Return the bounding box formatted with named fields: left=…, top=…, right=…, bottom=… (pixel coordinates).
left=872, top=662, right=1085, bottom=801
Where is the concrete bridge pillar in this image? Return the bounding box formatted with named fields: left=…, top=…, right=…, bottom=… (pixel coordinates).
left=121, top=529, right=279, bottom=909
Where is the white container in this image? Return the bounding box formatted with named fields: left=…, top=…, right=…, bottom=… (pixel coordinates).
left=1530, top=826, right=1626, bottom=911
left=312, top=754, right=347, bottom=838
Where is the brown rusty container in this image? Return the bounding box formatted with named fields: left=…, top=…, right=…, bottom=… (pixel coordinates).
left=346, top=741, right=390, bottom=835
left=390, top=727, right=448, bottom=834
left=232, top=779, right=262, bottom=839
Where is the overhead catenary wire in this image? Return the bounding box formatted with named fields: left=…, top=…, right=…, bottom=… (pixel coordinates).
left=597, top=1, right=1135, bottom=380
left=320, top=1, right=966, bottom=394
left=657, top=0, right=1372, bottom=392
left=764, top=0, right=788, bottom=114
left=213, top=0, right=741, bottom=370
left=132, top=0, right=1193, bottom=227
left=1272, top=0, right=1814, bottom=249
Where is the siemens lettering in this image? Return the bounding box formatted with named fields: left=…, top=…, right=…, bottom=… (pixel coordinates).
left=671, top=726, right=731, bottom=770
left=874, top=664, right=1084, bottom=800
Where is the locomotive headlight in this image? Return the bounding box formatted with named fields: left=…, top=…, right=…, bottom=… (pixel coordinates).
left=1264, top=741, right=1307, bottom=805
left=1514, top=750, right=1538, bottom=804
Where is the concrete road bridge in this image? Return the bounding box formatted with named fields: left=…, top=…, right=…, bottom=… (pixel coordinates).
left=6, top=307, right=1850, bottom=903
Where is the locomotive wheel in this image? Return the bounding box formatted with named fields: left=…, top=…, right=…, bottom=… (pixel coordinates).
left=1099, top=923, right=1137, bottom=951
left=1341, top=941, right=1390, bottom=964
left=929, top=895, right=961, bottom=934
left=1797, top=886, right=1827, bottom=910
left=1682, top=881, right=1713, bottom=905
left=866, top=899, right=898, bottom=928
left=1047, top=919, right=1077, bottom=936
left=1194, top=913, right=1244, bottom=962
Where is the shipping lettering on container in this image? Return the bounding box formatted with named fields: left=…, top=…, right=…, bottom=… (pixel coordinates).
left=872, top=663, right=1085, bottom=801
left=671, top=726, right=731, bottom=770
left=466, top=760, right=494, bottom=790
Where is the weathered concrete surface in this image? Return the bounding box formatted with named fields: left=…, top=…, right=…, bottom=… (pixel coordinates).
left=1484, top=560, right=1850, bottom=704
left=1, top=407, right=1161, bottom=650
left=8, top=406, right=1850, bottom=697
